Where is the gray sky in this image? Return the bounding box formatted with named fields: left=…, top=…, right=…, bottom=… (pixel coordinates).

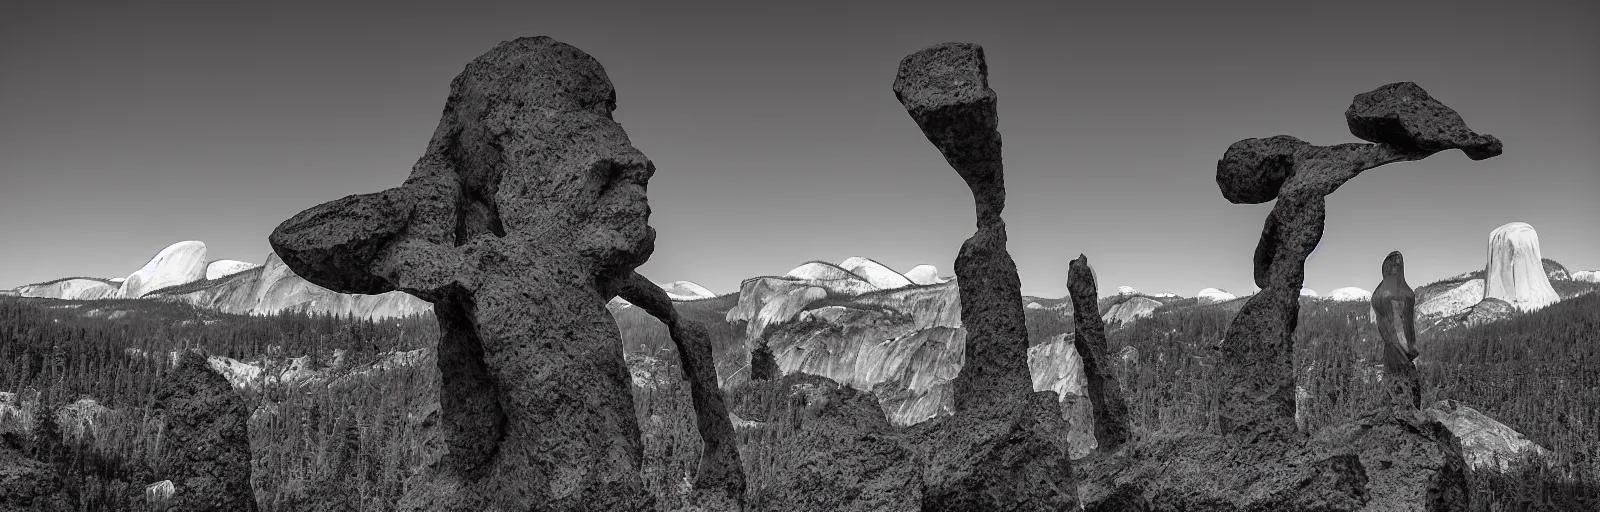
left=2, top=0, right=1596, bottom=298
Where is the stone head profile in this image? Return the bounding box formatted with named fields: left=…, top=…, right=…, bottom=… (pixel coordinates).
left=1381, top=251, right=1405, bottom=280
left=268, top=36, right=658, bottom=298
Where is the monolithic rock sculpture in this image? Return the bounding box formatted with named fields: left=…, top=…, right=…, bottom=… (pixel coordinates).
left=604, top=271, right=745, bottom=503
left=894, top=42, right=1077, bottom=510
left=1067, top=254, right=1132, bottom=452
left=1370, top=251, right=1421, bottom=409
left=270, top=37, right=662, bottom=510
left=1214, top=81, right=1502, bottom=440
left=151, top=350, right=257, bottom=511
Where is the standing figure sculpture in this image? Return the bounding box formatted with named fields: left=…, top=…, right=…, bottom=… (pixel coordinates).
left=267, top=37, right=730, bottom=511
left=1370, top=251, right=1421, bottom=409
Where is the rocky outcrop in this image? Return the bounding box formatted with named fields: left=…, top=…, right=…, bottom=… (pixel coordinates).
left=1026, top=334, right=1096, bottom=458
left=205, top=259, right=259, bottom=280
left=1424, top=400, right=1551, bottom=472
left=117, top=241, right=208, bottom=298
left=13, top=278, right=118, bottom=300
left=1080, top=81, right=1497, bottom=511
left=904, top=264, right=945, bottom=285
left=734, top=374, right=921, bottom=511
left=660, top=280, right=717, bottom=301
left=839, top=256, right=915, bottom=289
left=894, top=41, right=1076, bottom=510
left=1573, top=270, right=1600, bottom=283
left=1102, top=296, right=1160, bottom=325
left=1417, top=278, right=1484, bottom=319
left=1329, top=287, right=1371, bottom=301
left=54, top=398, right=109, bottom=442
left=1370, top=251, right=1421, bottom=409
left=149, top=252, right=431, bottom=320
left=1067, top=255, right=1131, bottom=453
left=1196, top=287, right=1236, bottom=303
left=607, top=271, right=744, bottom=504
left=151, top=350, right=257, bottom=511
left=1463, top=298, right=1514, bottom=326
left=270, top=37, right=659, bottom=510
left=1116, top=285, right=1138, bottom=295
left=1483, top=222, right=1559, bottom=312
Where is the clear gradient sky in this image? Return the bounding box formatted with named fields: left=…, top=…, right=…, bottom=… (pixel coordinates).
left=2, top=0, right=1596, bottom=298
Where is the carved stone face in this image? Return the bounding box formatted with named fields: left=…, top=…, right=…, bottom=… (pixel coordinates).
left=441, top=37, right=658, bottom=277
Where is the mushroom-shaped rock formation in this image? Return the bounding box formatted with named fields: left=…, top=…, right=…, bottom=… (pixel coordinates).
left=151, top=350, right=257, bottom=511
left=604, top=271, right=745, bottom=504
left=1079, top=82, right=1494, bottom=511
left=1213, top=81, right=1500, bottom=439
left=1371, top=251, right=1421, bottom=409
left=894, top=41, right=1077, bottom=510
left=1068, top=255, right=1132, bottom=453
left=269, top=37, right=661, bottom=510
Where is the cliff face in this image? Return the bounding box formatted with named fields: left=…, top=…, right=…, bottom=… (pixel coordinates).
left=117, top=241, right=209, bottom=299
left=151, top=253, right=430, bottom=320
left=1483, top=222, right=1560, bottom=312
left=14, top=278, right=118, bottom=300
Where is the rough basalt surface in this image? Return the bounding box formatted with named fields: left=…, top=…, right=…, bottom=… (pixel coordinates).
left=606, top=271, right=745, bottom=505
left=734, top=374, right=921, bottom=512
left=270, top=36, right=660, bottom=510
left=894, top=41, right=1076, bottom=511
left=1077, top=82, right=1495, bottom=511
left=1067, top=254, right=1131, bottom=452
left=1345, top=82, right=1503, bottom=160
left=1215, top=81, right=1501, bottom=440
left=1371, top=251, right=1421, bottom=409
left=151, top=350, right=258, bottom=511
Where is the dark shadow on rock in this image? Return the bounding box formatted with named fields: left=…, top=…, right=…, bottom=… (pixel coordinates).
left=732, top=374, right=920, bottom=512
left=151, top=349, right=258, bottom=511
left=269, top=36, right=661, bottom=510
left=893, top=41, right=1077, bottom=511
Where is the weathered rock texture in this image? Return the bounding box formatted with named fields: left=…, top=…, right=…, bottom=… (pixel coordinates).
left=1067, top=255, right=1131, bottom=453
left=1424, top=400, right=1551, bottom=472
left=151, top=350, right=258, bottom=511
left=733, top=374, right=921, bottom=512
left=1370, top=251, right=1421, bottom=409
left=1214, top=81, right=1501, bottom=440
left=894, top=41, right=1076, bottom=511
left=1482, top=222, right=1560, bottom=312
left=1079, top=82, right=1496, bottom=511
left=269, top=36, right=660, bottom=510
left=606, top=271, right=745, bottom=503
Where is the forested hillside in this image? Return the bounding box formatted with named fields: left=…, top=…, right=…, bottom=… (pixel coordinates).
left=1, top=293, right=1595, bottom=510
